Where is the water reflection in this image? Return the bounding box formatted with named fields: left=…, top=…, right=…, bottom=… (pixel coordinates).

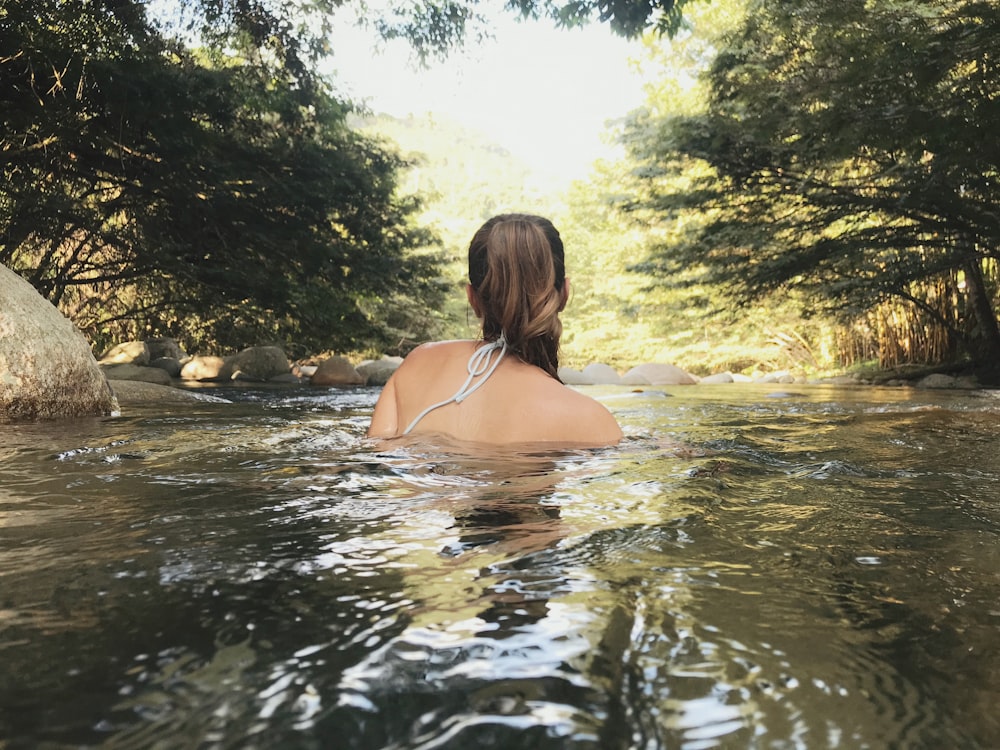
left=324, top=446, right=608, bottom=748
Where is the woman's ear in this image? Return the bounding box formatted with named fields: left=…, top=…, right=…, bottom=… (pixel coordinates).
left=466, top=284, right=483, bottom=318
left=558, top=278, right=570, bottom=312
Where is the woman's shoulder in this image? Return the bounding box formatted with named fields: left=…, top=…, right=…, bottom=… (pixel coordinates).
left=566, top=397, right=622, bottom=445
left=400, top=340, right=475, bottom=366
left=409, top=339, right=477, bottom=355
left=516, top=374, right=622, bottom=446
left=392, top=340, right=477, bottom=382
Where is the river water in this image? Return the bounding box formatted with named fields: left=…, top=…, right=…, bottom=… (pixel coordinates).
left=2, top=383, right=999, bottom=749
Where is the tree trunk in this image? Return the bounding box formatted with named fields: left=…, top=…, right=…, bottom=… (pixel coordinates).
left=962, top=255, right=1000, bottom=384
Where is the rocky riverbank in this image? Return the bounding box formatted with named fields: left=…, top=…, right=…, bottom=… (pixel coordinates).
left=96, top=337, right=987, bottom=404
left=3, top=264, right=985, bottom=421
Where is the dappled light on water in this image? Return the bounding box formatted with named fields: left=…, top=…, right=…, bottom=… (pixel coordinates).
left=2, top=384, right=1000, bottom=748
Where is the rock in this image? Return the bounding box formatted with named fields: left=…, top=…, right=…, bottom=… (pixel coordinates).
left=0, top=264, right=118, bottom=419
left=621, top=363, right=698, bottom=386
left=731, top=373, right=755, bottom=383
left=228, top=346, right=290, bottom=382
left=110, top=380, right=228, bottom=404
left=145, top=337, right=186, bottom=361
left=699, top=372, right=735, bottom=384
left=180, top=356, right=231, bottom=382
left=99, top=340, right=150, bottom=366
left=149, top=357, right=182, bottom=377
left=759, top=370, right=795, bottom=384
left=100, top=363, right=172, bottom=385
left=817, top=375, right=858, bottom=385
left=310, top=355, right=364, bottom=386
left=357, top=357, right=402, bottom=386
left=582, top=363, right=622, bottom=385
left=916, top=373, right=963, bottom=389
left=558, top=367, right=591, bottom=385
left=619, top=371, right=648, bottom=385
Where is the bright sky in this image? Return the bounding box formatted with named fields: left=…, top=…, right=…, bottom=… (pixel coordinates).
left=326, top=11, right=650, bottom=184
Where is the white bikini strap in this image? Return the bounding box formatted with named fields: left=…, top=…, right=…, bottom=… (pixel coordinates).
left=402, top=336, right=508, bottom=435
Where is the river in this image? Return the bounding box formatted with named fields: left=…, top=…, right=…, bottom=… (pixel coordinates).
left=2, top=383, right=999, bottom=748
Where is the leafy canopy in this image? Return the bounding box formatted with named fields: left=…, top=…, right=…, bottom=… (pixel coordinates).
left=2, top=0, right=449, bottom=353
left=619, top=0, right=1000, bottom=378
left=2, top=0, right=699, bottom=355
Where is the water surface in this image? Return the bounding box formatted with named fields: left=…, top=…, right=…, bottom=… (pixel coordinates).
left=2, top=383, right=999, bottom=748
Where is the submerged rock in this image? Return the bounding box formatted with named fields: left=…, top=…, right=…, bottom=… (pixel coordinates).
left=0, top=264, right=118, bottom=419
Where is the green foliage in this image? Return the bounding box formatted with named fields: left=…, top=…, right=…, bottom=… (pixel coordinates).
left=1, top=0, right=708, bottom=357
left=352, top=107, right=834, bottom=375
left=558, top=158, right=838, bottom=375
left=367, top=0, right=700, bottom=60
left=1, top=0, right=448, bottom=354
left=507, top=0, right=699, bottom=37
left=618, top=0, right=1000, bottom=380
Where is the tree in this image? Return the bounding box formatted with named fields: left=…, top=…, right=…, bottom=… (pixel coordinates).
left=3, top=0, right=699, bottom=354
left=367, top=0, right=699, bottom=55
left=621, top=0, right=1000, bottom=380
left=2, top=0, right=448, bottom=353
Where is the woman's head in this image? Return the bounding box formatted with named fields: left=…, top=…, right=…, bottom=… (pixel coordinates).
left=467, top=213, right=567, bottom=380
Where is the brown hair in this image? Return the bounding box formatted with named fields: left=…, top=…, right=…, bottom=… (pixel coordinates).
left=468, top=213, right=566, bottom=380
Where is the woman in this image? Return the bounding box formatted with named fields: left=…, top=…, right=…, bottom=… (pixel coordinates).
left=367, top=213, right=622, bottom=447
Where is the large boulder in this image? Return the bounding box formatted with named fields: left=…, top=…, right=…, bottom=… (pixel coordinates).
left=0, top=264, right=118, bottom=419
left=310, top=355, right=364, bottom=386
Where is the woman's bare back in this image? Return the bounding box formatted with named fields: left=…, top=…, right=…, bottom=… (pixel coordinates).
left=367, top=340, right=621, bottom=447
